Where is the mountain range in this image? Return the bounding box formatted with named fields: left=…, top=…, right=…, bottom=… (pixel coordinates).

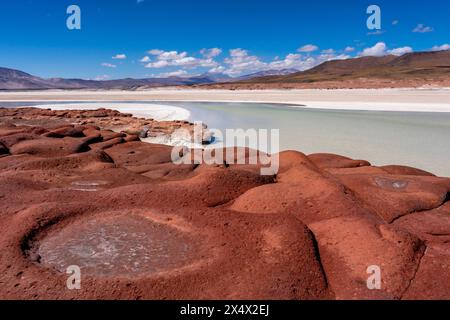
left=0, top=67, right=298, bottom=91
left=0, top=69, right=214, bottom=90
left=1, top=50, right=449, bottom=90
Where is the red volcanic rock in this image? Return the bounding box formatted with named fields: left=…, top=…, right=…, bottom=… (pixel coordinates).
left=104, top=141, right=175, bottom=169
left=277, top=150, right=319, bottom=173
left=81, top=133, right=103, bottom=145
left=10, top=150, right=114, bottom=172
left=0, top=107, right=195, bottom=143
left=325, top=166, right=387, bottom=175
left=401, top=243, right=450, bottom=300
left=0, top=133, right=42, bottom=149
left=140, top=163, right=197, bottom=180
left=0, top=124, right=35, bottom=137
left=230, top=155, right=369, bottom=224
left=43, top=125, right=86, bottom=138
left=167, top=165, right=275, bottom=207
left=0, top=107, right=449, bottom=300
left=0, top=154, right=38, bottom=171
left=334, top=174, right=450, bottom=223
left=124, top=134, right=140, bottom=142
left=90, top=137, right=125, bottom=150
left=309, top=216, right=425, bottom=299
left=98, top=130, right=125, bottom=142
left=10, top=137, right=90, bottom=157
left=392, top=202, right=450, bottom=244
left=380, top=165, right=435, bottom=177
left=308, top=153, right=371, bottom=169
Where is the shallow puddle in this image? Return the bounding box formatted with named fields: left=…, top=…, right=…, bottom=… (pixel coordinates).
left=37, top=215, right=198, bottom=278
left=374, top=177, right=409, bottom=190
left=69, top=180, right=109, bottom=192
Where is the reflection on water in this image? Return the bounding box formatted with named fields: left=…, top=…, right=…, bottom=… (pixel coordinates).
left=1, top=101, right=450, bottom=177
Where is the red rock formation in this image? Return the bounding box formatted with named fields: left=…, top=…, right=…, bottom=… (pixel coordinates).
left=0, top=107, right=448, bottom=300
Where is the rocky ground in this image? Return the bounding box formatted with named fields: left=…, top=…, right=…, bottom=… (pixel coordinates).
left=0, top=107, right=449, bottom=300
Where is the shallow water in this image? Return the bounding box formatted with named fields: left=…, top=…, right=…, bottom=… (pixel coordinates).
left=1, top=101, right=449, bottom=176
left=37, top=215, right=197, bottom=278
left=172, top=101, right=450, bottom=177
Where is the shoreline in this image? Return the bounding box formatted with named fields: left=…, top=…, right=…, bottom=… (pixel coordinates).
left=0, top=88, right=450, bottom=113
left=32, top=102, right=191, bottom=121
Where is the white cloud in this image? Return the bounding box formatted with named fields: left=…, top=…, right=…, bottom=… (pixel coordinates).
left=145, top=49, right=218, bottom=69
left=112, top=54, right=127, bottom=60
left=200, top=48, right=222, bottom=58
left=152, top=70, right=189, bottom=78
left=413, top=24, right=433, bottom=33
left=268, top=53, right=302, bottom=70
left=101, top=63, right=117, bottom=68
left=146, top=60, right=170, bottom=68
left=94, top=75, right=111, bottom=81
left=208, top=66, right=226, bottom=74
left=207, top=47, right=354, bottom=76
left=268, top=52, right=350, bottom=72
left=223, top=48, right=268, bottom=76
left=149, top=50, right=187, bottom=60
left=136, top=42, right=417, bottom=78
left=318, top=53, right=351, bottom=61
left=142, top=47, right=355, bottom=77
left=431, top=44, right=450, bottom=51
left=392, top=20, right=399, bottom=25
left=360, top=42, right=414, bottom=57
left=229, top=48, right=249, bottom=57
left=298, top=44, right=319, bottom=53
left=360, top=42, right=387, bottom=57
left=388, top=46, right=413, bottom=56
left=148, top=49, right=164, bottom=55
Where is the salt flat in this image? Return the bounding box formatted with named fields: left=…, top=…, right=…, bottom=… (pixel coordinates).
left=1, top=88, right=450, bottom=112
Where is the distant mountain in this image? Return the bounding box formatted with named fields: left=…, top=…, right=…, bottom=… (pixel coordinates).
left=236, top=50, right=450, bottom=84
left=200, top=73, right=234, bottom=83
left=0, top=66, right=287, bottom=90
left=0, top=67, right=59, bottom=90
left=0, top=67, right=216, bottom=90
left=236, top=69, right=299, bottom=81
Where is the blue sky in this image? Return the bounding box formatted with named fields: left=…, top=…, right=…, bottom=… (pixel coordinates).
left=0, top=0, right=448, bottom=79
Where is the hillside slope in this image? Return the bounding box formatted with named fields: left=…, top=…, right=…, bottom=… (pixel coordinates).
left=201, top=51, right=450, bottom=89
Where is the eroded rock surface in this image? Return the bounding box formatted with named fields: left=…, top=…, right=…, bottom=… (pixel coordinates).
left=0, top=107, right=449, bottom=300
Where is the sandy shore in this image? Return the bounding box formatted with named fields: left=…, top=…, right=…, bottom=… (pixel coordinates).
left=1, top=88, right=450, bottom=112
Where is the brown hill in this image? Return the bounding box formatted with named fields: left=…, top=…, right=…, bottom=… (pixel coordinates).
left=246, top=50, right=450, bottom=83
left=202, top=50, right=450, bottom=89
